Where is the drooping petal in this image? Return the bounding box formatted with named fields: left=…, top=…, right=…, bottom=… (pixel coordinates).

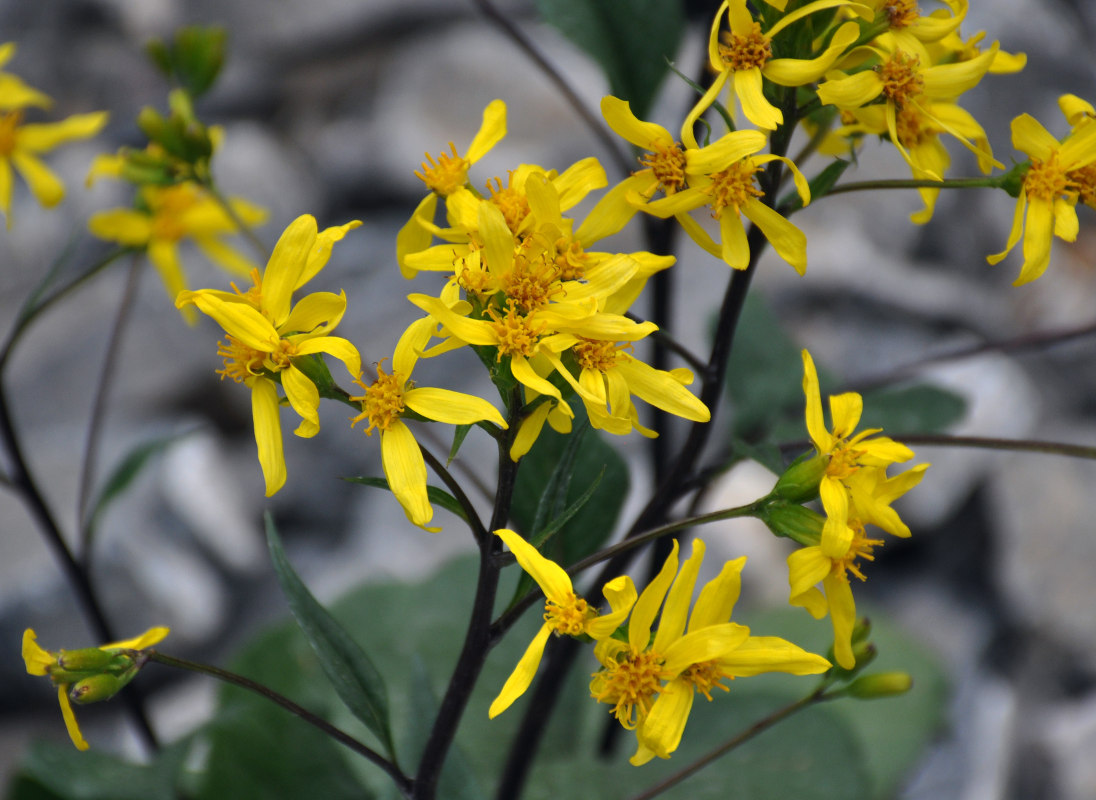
left=586, top=575, right=637, bottom=639
left=488, top=623, right=552, bottom=718
left=282, top=365, right=320, bottom=438
left=734, top=68, right=783, bottom=130
left=58, top=687, right=89, bottom=751
left=717, top=635, right=830, bottom=676
left=251, top=378, right=286, bottom=497
left=1015, top=196, right=1053, bottom=285
left=87, top=209, right=155, bottom=246
left=633, top=679, right=694, bottom=763
left=495, top=528, right=573, bottom=604
left=22, top=629, right=54, bottom=676
left=742, top=198, right=807, bottom=274
left=788, top=546, right=832, bottom=602
left=381, top=420, right=436, bottom=530
left=295, top=335, right=362, bottom=378
left=601, top=96, right=673, bottom=150
left=823, top=573, right=858, bottom=669
left=11, top=151, right=64, bottom=207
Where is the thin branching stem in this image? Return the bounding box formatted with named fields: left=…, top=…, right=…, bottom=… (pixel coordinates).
left=821, top=176, right=1001, bottom=197
left=421, top=445, right=489, bottom=543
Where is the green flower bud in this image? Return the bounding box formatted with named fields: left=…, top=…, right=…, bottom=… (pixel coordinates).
left=136, top=107, right=166, bottom=141
left=1000, top=160, right=1029, bottom=199
left=772, top=452, right=825, bottom=503
left=757, top=500, right=824, bottom=546
left=846, top=671, right=913, bottom=699
left=56, top=647, right=116, bottom=672
left=70, top=672, right=133, bottom=704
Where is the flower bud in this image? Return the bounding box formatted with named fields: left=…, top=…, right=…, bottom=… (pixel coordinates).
left=757, top=500, right=823, bottom=546
left=845, top=671, right=913, bottom=699
left=772, top=453, right=825, bottom=503
left=56, top=647, right=117, bottom=673
left=1000, top=160, right=1029, bottom=198
left=70, top=673, right=130, bottom=705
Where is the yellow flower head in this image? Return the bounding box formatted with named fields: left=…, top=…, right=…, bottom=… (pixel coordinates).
left=489, top=528, right=636, bottom=718
left=987, top=109, right=1096, bottom=284
left=22, top=627, right=168, bottom=751
left=177, top=214, right=363, bottom=496
left=0, top=43, right=107, bottom=225
left=415, top=99, right=506, bottom=197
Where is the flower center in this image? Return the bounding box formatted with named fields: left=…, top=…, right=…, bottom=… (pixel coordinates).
left=638, top=142, right=688, bottom=196
left=885, top=0, right=920, bottom=28
left=349, top=360, right=406, bottom=435
left=487, top=175, right=531, bottom=233
left=502, top=246, right=560, bottom=312
left=229, top=268, right=264, bottom=310
left=717, top=23, right=772, bottom=71
left=895, top=106, right=931, bottom=147
left=415, top=142, right=469, bottom=196
left=590, top=650, right=664, bottom=729
left=0, top=110, right=22, bottom=156
left=544, top=592, right=596, bottom=636
left=825, top=443, right=866, bottom=481
left=487, top=302, right=543, bottom=359
left=149, top=184, right=203, bottom=242
left=573, top=338, right=624, bottom=372
left=216, top=335, right=265, bottom=383
left=834, top=522, right=885, bottom=582
left=707, top=158, right=764, bottom=217
left=1067, top=163, right=1096, bottom=208
left=877, top=51, right=924, bottom=108
left=1025, top=152, right=1076, bottom=204
left=681, top=659, right=732, bottom=702
left=554, top=237, right=589, bottom=281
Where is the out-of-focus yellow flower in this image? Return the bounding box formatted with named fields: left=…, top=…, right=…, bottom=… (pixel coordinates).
left=22, top=627, right=168, bottom=751
left=348, top=317, right=507, bottom=531
left=489, top=528, right=635, bottom=718
left=177, top=214, right=362, bottom=496
left=0, top=43, right=106, bottom=225
left=89, top=182, right=267, bottom=322
left=987, top=110, right=1096, bottom=285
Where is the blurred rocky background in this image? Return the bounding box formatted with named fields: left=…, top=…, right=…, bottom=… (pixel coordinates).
left=1, top=0, right=1096, bottom=798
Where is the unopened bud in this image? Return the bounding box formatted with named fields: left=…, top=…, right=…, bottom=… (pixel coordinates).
left=70, top=672, right=129, bottom=705
left=758, top=500, right=823, bottom=547
left=772, top=453, right=825, bottom=503
left=846, top=671, right=913, bottom=699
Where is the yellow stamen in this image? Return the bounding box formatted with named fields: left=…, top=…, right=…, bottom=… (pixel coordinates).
left=681, top=660, right=732, bottom=702
left=591, top=650, right=664, bottom=729
left=487, top=302, right=543, bottom=359
left=895, top=107, right=931, bottom=147
left=1025, top=152, right=1076, bottom=203
left=717, top=23, right=772, bottom=71
left=707, top=158, right=764, bottom=218
left=885, top=0, right=920, bottom=29
left=877, top=52, right=924, bottom=109
left=216, top=336, right=265, bottom=383
left=544, top=592, right=596, bottom=636
left=638, top=141, right=688, bottom=196
left=487, top=175, right=531, bottom=233
left=1067, top=163, right=1096, bottom=208
left=574, top=338, right=625, bottom=372
left=349, top=360, right=406, bottom=435
left=834, top=523, right=885, bottom=583
left=229, top=268, right=264, bottom=310
left=501, top=247, right=560, bottom=312
left=415, top=142, right=469, bottom=196
left=554, top=237, right=589, bottom=281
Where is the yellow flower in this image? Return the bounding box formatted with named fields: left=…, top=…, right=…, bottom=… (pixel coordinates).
left=349, top=317, right=508, bottom=531
left=489, top=528, right=636, bottom=718
left=415, top=99, right=506, bottom=198
left=591, top=540, right=829, bottom=764
left=688, top=1, right=860, bottom=131
left=22, top=627, right=169, bottom=751
left=0, top=43, right=107, bottom=225
left=89, top=182, right=268, bottom=322
left=177, top=214, right=362, bottom=496
left=637, top=128, right=811, bottom=273
left=987, top=110, right=1096, bottom=284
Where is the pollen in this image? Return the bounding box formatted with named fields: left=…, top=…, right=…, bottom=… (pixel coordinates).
left=544, top=592, right=596, bottom=636
left=895, top=107, right=931, bottom=147
left=717, top=23, right=772, bottom=71
left=681, top=660, right=732, bottom=702
left=834, top=523, right=885, bottom=583
left=638, top=141, right=688, bottom=196
left=487, top=302, right=543, bottom=359
left=885, top=0, right=920, bottom=29
left=591, top=650, right=665, bottom=729
left=216, top=335, right=266, bottom=383
left=229, top=268, right=264, bottom=310
left=707, top=157, right=765, bottom=218
left=1024, top=152, right=1077, bottom=204
left=349, top=360, right=406, bottom=435
left=487, top=174, right=531, bottom=233
left=825, top=444, right=866, bottom=481
left=877, top=51, right=924, bottom=109
left=554, top=237, right=589, bottom=281
left=268, top=338, right=298, bottom=370
left=415, top=142, right=470, bottom=196
left=574, top=338, right=625, bottom=373
left=0, top=110, right=22, bottom=156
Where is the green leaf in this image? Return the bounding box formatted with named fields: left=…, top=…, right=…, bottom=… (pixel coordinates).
left=198, top=700, right=371, bottom=800
left=859, top=384, right=966, bottom=436
left=449, top=424, right=473, bottom=465
left=511, top=410, right=629, bottom=571
left=85, top=431, right=192, bottom=542
left=341, top=476, right=468, bottom=523
left=11, top=739, right=189, bottom=800
left=535, top=0, right=686, bottom=119
left=265, top=514, right=396, bottom=759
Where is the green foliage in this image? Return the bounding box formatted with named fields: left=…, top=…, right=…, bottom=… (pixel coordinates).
left=535, top=0, right=685, bottom=119
left=146, top=27, right=227, bottom=98
left=266, top=515, right=396, bottom=759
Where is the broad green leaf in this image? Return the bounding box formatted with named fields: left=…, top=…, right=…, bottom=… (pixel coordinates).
left=859, top=384, right=965, bottom=437
left=511, top=410, right=629, bottom=571
left=11, top=739, right=189, bottom=800
left=535, top=0, right=686, bottom=120
left=198, top=699, right=371, bottom=800
left=265, top=514, right=396, bottom=758
left=341, top=476, right=468, bottom=523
